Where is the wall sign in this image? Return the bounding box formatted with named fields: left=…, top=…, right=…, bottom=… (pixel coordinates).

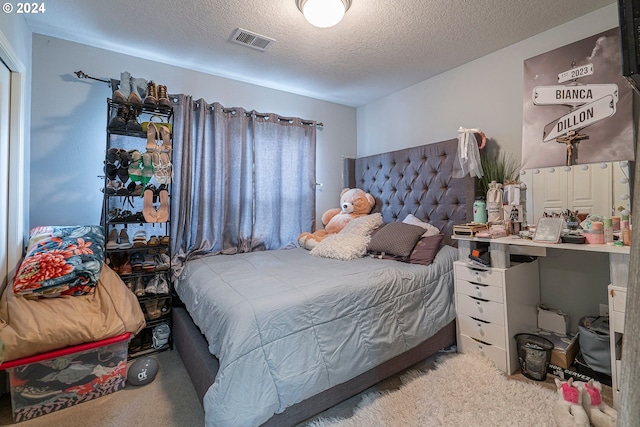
left=521, top=27, right=634, bottom=169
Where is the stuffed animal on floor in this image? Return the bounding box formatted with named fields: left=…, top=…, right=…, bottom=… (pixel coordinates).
left=298, top=188, right=375, bottom=250
left=552, top=378, right=590, bottom=427
left=577, top=379, right=617, bottom=427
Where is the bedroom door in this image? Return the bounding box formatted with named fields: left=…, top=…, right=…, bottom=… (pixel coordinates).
left=0, top=59, right=10, bottom=290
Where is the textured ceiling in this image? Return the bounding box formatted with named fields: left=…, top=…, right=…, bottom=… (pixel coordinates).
left=24, top=0, right=615, bottom=107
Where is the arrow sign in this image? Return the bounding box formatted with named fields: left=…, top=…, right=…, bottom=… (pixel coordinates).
left=558, top=63, right=594, bottom=83
left=543, top=94, right=616, bottom=142
left=533, top=84, right=618, bottom=106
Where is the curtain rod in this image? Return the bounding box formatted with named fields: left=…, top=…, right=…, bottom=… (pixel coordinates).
left=76, top=70, right=324, bottom=128
left=74, top=70, right=113, bottom=85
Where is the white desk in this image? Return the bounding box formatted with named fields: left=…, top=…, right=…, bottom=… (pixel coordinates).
left=453, top=235, right=630, bottom=405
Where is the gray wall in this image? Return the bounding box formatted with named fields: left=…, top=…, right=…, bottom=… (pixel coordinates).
left=30, top=35, right=357, bottom=229
left=355, top=4, right=621, bottom=330
left=356, top=4, right=620, bottom=162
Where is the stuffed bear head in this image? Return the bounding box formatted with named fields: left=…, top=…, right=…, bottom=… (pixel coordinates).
left=322, top=188, right=375, bottom=235
left=338, top=188, right=376, bottom=215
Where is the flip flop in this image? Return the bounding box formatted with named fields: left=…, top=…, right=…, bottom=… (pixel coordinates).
left=156, top=186, right=169, bottom=223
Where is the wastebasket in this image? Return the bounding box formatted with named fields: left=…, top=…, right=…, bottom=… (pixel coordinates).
left=514, top=333, right=554, bottom=381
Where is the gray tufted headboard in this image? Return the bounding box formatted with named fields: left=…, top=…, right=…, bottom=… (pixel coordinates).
left=343, top=138, right=476, bottom=246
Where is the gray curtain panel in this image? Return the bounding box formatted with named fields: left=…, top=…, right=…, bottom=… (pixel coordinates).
left=170, top=95, right=316, bottom=278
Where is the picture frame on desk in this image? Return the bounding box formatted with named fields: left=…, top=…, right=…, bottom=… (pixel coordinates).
left=533, top=217, right=564, bottom=243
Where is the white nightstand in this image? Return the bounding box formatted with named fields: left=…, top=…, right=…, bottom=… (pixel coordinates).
left=454, top=259, right=540, bottom=374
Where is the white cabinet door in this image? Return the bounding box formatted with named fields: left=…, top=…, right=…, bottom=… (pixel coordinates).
left=529, top=165, right=612, bottom=222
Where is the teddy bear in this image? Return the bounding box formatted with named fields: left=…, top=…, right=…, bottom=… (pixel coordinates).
left=577, top=379, right=617, bottom=427
left=298, top=188, right=375, bottom=250
left=552, top=378, right=590, bottom=427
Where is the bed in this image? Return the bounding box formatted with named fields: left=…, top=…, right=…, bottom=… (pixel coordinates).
left=172, top=138, right=476, bottom=426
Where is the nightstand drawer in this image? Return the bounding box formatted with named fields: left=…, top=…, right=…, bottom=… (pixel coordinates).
left=455, top=263, right=504, bottom=287
left=456, top=279, right=504, bottom=303
left=458, top=313, right=506, bottom=347
left=456, top=294, right=504, bottom=325
left=458, top=334, right=507, bottom=372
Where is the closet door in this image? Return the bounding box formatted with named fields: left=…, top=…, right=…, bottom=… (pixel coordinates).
left=0, top=60, right=10, bottom=290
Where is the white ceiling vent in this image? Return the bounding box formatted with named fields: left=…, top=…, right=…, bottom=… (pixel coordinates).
left=231, top=28, right=275, bottom=52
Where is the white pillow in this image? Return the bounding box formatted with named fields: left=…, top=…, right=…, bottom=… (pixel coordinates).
left=310, top=233, right=370, bottom=261
left=340, top=213, right=383, bottom=236
left=403, top=213, right=440, bottom=237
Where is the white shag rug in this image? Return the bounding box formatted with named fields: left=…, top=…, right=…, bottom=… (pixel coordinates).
left=308, top=353, right=557, bottom=427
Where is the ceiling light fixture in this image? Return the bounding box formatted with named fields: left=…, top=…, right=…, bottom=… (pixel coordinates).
left=296, top=0, right=352, bottom=28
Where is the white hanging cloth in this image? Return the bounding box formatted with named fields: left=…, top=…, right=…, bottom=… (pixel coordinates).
left=454, top=127, right=485, bottom=179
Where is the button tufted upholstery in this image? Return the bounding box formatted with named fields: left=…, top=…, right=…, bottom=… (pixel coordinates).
left=343, top=138, right=475, bottom=246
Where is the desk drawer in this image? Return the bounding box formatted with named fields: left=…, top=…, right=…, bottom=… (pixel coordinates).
left=458, top=334, right=507, bottom=372
left=455, top=264, right=504, bottom=287
left=456, top=279, right=503, bottom=303
left=456, top=294, right=504, bottom=325
left=458, top=313, right=506, bottom=347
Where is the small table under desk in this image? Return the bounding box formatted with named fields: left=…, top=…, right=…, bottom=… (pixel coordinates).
left=453, top=235, right=630, bottom=406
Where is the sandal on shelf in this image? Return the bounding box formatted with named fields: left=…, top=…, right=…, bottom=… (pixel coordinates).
left=141, top=152, right=154, bottom=187
left=128, top=150, right=143, bottom=184
left=146, top=122, right=159, bottom=152
left=160, top=235, right=170, bottom=246
left=133, top=230, right=148, bottom=247
left=143, top=185, right=158, bottom=223
left=142, top=254, right=156, bottom=273
left=156, top=186, right=169, bottom=223
left=130, top=252, right=144, bottom=271
left=148, top=235, right=160, bottom=246
left=154, top=152, right=173, bottom=184
left=158, top=124, right=172, bottom=153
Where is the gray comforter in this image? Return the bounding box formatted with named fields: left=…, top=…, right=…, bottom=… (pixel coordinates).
left=175, top=246, right=458, bottom=426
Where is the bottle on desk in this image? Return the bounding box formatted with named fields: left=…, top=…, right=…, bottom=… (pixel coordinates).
left=603, top=217, right=614, bottom=245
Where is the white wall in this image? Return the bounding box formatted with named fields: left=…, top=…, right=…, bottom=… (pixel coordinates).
left=30, top=35, right=357, bottom=228
left=356, top=4, right=620, bottom=162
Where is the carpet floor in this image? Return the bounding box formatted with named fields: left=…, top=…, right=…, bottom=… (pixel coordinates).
left=0, top=348, right=612, bottom=427
left=306, top=353, right=559, bottom=427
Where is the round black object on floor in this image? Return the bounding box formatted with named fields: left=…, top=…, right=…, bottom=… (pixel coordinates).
left=127, top=356, right=159, bottom=386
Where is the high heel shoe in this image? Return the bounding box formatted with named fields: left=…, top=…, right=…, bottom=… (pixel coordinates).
left=146, top=122, right=159, bottom=153
left=158, top=124, right=172, bottom=153
left=143, top=184, right=158, bottom=223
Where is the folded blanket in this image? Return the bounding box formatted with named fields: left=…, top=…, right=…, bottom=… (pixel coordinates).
left=0, top=264, right=145, bottom=362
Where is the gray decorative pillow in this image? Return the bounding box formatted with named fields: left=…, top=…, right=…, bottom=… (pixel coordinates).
left=367, top=222, right=426, bottom=258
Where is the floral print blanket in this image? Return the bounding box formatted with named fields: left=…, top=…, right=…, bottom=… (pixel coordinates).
left=12, top=226, right=105, bottom=298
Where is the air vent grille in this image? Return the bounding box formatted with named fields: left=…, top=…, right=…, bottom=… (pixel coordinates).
left=231, top=28, right=275, bottom=51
